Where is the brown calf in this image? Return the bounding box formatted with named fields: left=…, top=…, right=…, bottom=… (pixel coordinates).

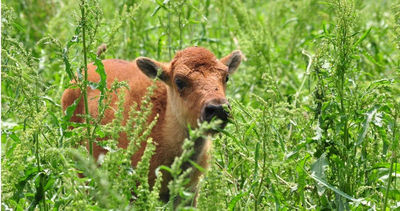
left=61, top=46, right=242, bottom=202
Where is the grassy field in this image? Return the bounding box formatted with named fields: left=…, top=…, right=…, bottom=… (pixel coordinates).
left=1, top=0, right=400, bottom=210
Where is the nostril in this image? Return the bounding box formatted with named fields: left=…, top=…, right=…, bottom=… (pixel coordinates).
left=204, top=105, right=218, bottom=122
left=203, top=104, right=229, bottom=122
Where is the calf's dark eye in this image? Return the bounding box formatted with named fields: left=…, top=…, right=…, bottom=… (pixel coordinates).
left=175, top=78, right=186, bottom=91
left=225, top=75, right=229, bottom=83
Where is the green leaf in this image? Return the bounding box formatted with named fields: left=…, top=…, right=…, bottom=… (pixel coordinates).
left=12, top=166, right=39, bottom=201
left=296, top=154, right=310, bottom=205
left=188, top=160, right=205, bottom=173
left=95, top=127, right=106, bottom=138
left=228, top=191, right=249, bottom=211
left=309, top=173, right=369, bottom=206
left=5, top=132, right=20, bottom=157
left=44, top=176, right=56, bottom=191
left=151, top=0, right=171, bottom=16
left=62, top=26, right=81, bottom=81
left=89, top=53, right=108, bottom=110
left=353, top=27, right=371, bottom=47
left=253, top=141, right=260, bottom=180
left=62, top=96, right=81, bottom=130
left=311, top=154, right=328, bottom=196
left=367, top=79, right=393, bottom=91
left=356, top=106, right=378, bottom=146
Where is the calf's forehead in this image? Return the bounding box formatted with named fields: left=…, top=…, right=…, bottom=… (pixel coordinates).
left=171, top=47, right=227, bottom=75
left=173, top=64, right=228, bottom=79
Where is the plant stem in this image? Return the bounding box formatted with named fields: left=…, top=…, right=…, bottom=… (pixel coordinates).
left=383, top=106, right=398, bottom=210
left=178, top=6, right=182, bottom=49
left=287, top=50, right=313, bottom=141
left=168, top=3, right=172, bottom=59
left=335, top=0, right=353, bottom=196
left=81, top=0, right=92, bottom=155
left=32, top=45, right=46, bottom=209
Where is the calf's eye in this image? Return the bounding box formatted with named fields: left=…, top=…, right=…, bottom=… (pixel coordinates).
left=175, top=78, right=186, bottom=91
left=225, top=75, right=229, bottom=83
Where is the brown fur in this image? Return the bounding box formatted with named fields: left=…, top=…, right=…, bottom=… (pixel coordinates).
left=61, top=46, right=241, bottom=203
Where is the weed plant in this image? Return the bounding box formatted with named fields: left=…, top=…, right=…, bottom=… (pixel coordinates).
left=2, top=0, right=399, bottom=210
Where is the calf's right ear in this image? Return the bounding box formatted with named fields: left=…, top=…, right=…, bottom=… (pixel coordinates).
left=220, top=50, right=242, bottom=74
left=136, top=57, right=170, bottom=83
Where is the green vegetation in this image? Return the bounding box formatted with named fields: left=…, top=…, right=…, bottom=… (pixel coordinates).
left=2, top=0, right=399, bottom=210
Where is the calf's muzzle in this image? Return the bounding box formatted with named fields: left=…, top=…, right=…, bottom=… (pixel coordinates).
left=201, top=98, right=231, bottom=127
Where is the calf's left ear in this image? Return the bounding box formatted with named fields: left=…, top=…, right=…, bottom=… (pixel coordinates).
left=220, top=50, right=242, bottom=74
left=136, top=57, right=170, bottom=82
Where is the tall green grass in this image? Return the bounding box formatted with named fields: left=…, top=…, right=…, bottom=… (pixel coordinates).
left=2, top=0, right=399, bottom=210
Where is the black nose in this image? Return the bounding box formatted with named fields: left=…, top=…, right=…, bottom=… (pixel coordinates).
left=202, top=104, right=230, bottom=122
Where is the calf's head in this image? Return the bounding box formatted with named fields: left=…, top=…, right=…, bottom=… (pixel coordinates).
left=136, top=47, right=242, bottom=128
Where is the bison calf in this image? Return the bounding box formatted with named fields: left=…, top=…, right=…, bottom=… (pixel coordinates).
left=61, top=46, right=242, bottom=203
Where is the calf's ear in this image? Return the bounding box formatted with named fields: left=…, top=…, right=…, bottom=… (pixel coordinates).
left=220, top=50, right=242, bottom=74
left=136, top=57, right=170, bottom=82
